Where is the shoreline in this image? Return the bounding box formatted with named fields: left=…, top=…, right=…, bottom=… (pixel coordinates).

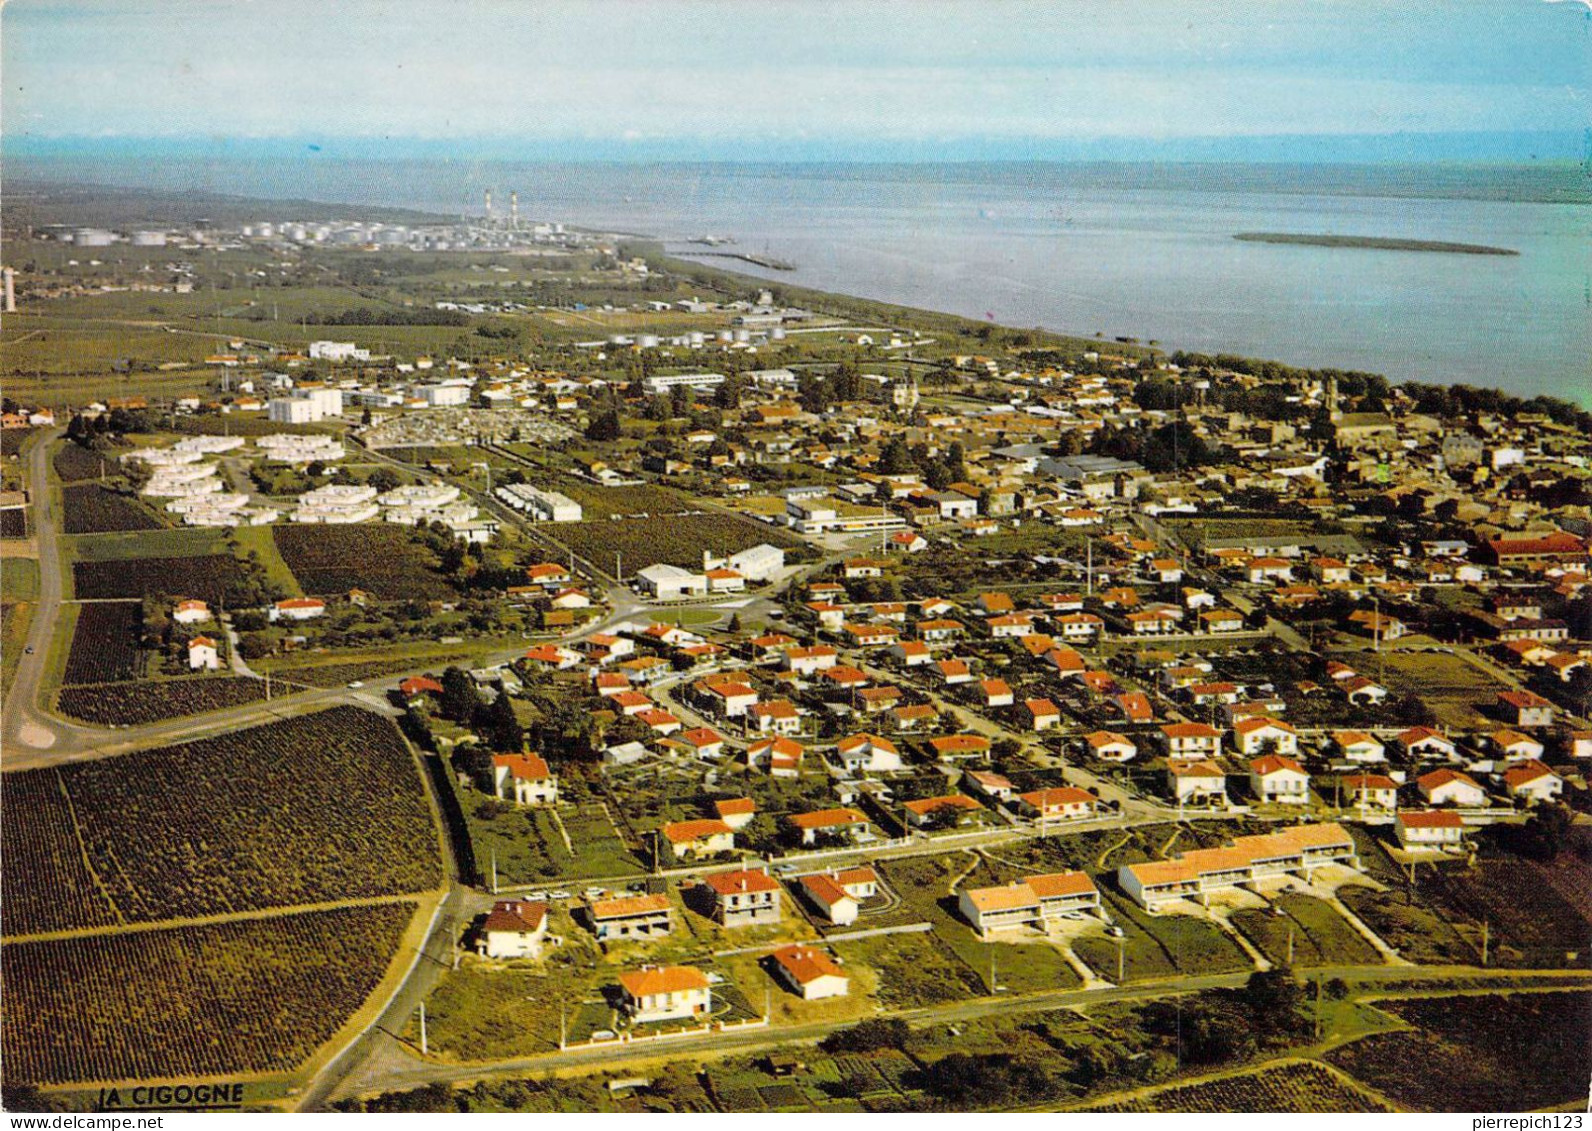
left=1234, top=232, right=1519, bottom=256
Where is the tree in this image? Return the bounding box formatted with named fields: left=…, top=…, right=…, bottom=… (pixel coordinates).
left=479, top=692, right=524, bottom=752
left=819, top=1017, right=909, bottom=1053
left=585, top=410, right=622, bottom=442
left=439, top=666, right=479, bottom=724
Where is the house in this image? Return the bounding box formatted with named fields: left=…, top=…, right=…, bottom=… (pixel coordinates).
left=1200, top=609, right=1246, bottom=634
left=1395, top=809, right=1466, bottom=850
left=892, top=703, right=938, bottom=731
left=796, top=870, right=870, bottom=925
left=492, top=753, right=558, bottom=805
left=1333, top=731, right=1386, bottom=763
left=964, top=770, right=1016, bottom=803
left=928, top=734, right=991, bottom=760
left=1417, top=768, right=1487, bottom=808
left=856, top=686, right=904, bottom=714
left=1249, top=754, right=1310, bottom=804
left=186, top=635, right=221, bottom=670
left=784, top=645, right=840, bottom=676
left=661, top=819, right=736, bottom=860
left=638, top=709, right=683, bottom=736
left=902, top=794, right=984, bottom=828
left=976, top=678, right=1014, bottom=708
left=987, top=613, right=1036, bottom=639
left=935, top=659, right=975, bottom=685
left=1497, top=690, right=1554, bottom=729
left=172, top=598, right=212, bottom=625
left=1342, top=773, right=1399, bottom=811
left=768, top=944, right=850, bottom=1000
left=1161, top=722, right=1223, bottom=758
left=617, top=965, right=711, bottom=1023
left=748, top=736, right=805, bottom=778
left=477, top=900, right=550, bottom=959
left=1232, top=717, right=1299, bottom=758
left=1020, top=698, right=1062, bottom=731
left=399, top=675, right=444, bottom=703
left=588, top=893, right=673, bottom=940
left=674, top=727, right=727, bottom=760
left=693, top=678, right=761, bottom=720
left=1396, top=726, right=1458, bottom=762
left=1503, top=760, right=1563, bottom=805
left=1055, top=612, right=1104, bottom=640
left=700, top=869, right=782, bottom=927
left=1168, top=760, right=1228, bottom=806
left=1119, top=823, right=1357, bottom=911
left=788, top=807, right=869, bottom=846
left=1113, top=692, right=1155, bottom=724
left=1488, top=729, right=1544, bottom=762
left=636, top=563, right=708, bottom=599
left=270, top=597, right=326, bottom=622
left=1017, top=786, right=1097, bottom=822
left=1341, top=676, right=1388, bottom=706
left=1084, top=730, right=1137, bottom=762
left=714, top=797, right=757, bottom=830
left=958, top=871, right=1100, bottom=938
left=835, top=733, right=903, bottom=774
left=750, top=699, right=803, bottom=735
left=523, top=643, right=582, bottom=671
left=892, top=640, right=934, bottom=666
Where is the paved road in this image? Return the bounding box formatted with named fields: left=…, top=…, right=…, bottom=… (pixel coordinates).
left=2, top=427, right=75, bottom=757
left=319, top=963, right=1592, bottom=1105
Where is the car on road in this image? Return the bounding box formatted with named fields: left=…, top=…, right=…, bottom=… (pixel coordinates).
left=548, top=889, right=572, bottom=900
left=23, top=645, right=33, bottom=654
left=347, top=680, right=364, bottom=688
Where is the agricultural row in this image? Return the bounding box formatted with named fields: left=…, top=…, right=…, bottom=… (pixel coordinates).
left=53, top=442, right=112, bottom=483
left=549, top=513, right=806, bottom=574
left=0, top=770, right=124, bottom=936
left=55, top=676, right=270, bottom=727
left=72, top=554, right=243, bottom=605
left=1087, top=1062, right=1390, bottom=1113
left=61, top=483, right=163, bottom=534
left=61, top=601, right=145, bottom=685
left=272, top=524, right=457, bottom=600
left=1, top=707, right=443, bottom=935
left=0, top=508, right=27, bottom=538
left=1325, top=991, right=1590, bottom=1111
left=1, top=903, right=415, bottom=1085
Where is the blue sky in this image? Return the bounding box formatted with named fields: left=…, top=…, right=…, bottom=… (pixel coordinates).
left=4, top=1, right=1588, bottom=159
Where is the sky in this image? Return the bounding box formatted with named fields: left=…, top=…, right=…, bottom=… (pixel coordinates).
left=4, top=0, right=1589, bottom=161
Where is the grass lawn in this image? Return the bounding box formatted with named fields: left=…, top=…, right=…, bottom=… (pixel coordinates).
left=232, top=524, right=304, bottom=598
left=0, top=601, right=34, bottom=702
left=831, top=929, right=982, bottom=1008
left=1, top=557, right=40, bottom=602
left=1090, top=890, right=1252, bottom=978
left=1331, top=649, right=1499, bottom=731
left=1231, top=893, right=1380, bottom=969
left=1336, top=884, right=1476, bottom=967
left=64, top=526, right=228, bottom=562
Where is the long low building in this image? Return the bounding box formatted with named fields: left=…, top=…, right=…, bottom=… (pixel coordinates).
left=958, top=870, right=1100, bottom=938
left=1117, top=822, right=1357, bottom=912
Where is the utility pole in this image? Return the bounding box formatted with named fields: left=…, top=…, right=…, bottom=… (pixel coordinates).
left=1117, top=932, right=1125, bottom=984
left=419, top=1002, right=428, bottom=1055
left=1481, top=919, right=1489, bottom=966
left=1313, top=974, right=1323, bottom=1041
left=491, top=850, right=499, bottom=894
left=559, top=1003, right=567, bottom=1050
left=1286, top=924, right=1295, bottom=967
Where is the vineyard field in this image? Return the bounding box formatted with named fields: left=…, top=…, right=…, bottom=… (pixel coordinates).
left=0, top=508, right=27, bottom=538
left=2, top=707, right=443, bottom=934
left=273, top=524, right=457, bottom=600
left=550, top=513, right=808, bottom=575
left=72, top=554, right=242, bottom=605
left=0, top=771, right=121, bottom=936
left=53, top=442, right=113, bottom=483
left=260, top=653, right=471, bottom=688
left=1326, top=992, right=1591, bottom=1111
left=55, top=676, right=269, bottom=726
left=2, top=903, right=414, bottom=1085
left=62, top=601, right=145, bottom=685
left=1425, top=856, right=1591, bottom=968
left=1088, top=1062, right=1391, bottom=1112
left=61, top=484, right=163, bottom=534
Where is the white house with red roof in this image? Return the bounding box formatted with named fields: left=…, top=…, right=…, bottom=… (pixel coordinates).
left=1232, top=717, right=1299, bottom=757
left=270, top=597, right=326, bottom=622
left=1017, top=786, right=1097, bottom=822
left=1417, top=768, right=1486, bottom=808
left=477, top=899, right=549, bottom=959
left=1395, top=809, right=1466, bottom=850
left=186, top=635, right=221, bottom=670
left=713, top=797, right=757, bottom=830
left=493, top=753, right=557, bottom=805
left=1084, top=730, right=1137, bottom=762
left=1342, top=773, right=1399, bottom=811
left=617, top=965, right=711, bottom=1023
left=747, top=736, right=804, bottom=778
left=1168, top=760, right=1228, bottom=806
left=1503, top=760, right=1563, bottom=805
left=173, top=598, right=212, bottom=625
left=769, top=944, right=850, bottom=1000
left=1249, top=754, right=1310, bottom=804
left=835, top=732, right=903, bottom=774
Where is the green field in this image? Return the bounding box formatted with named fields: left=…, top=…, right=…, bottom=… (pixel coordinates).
left=1230, top=893, right=1380, bottom=969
